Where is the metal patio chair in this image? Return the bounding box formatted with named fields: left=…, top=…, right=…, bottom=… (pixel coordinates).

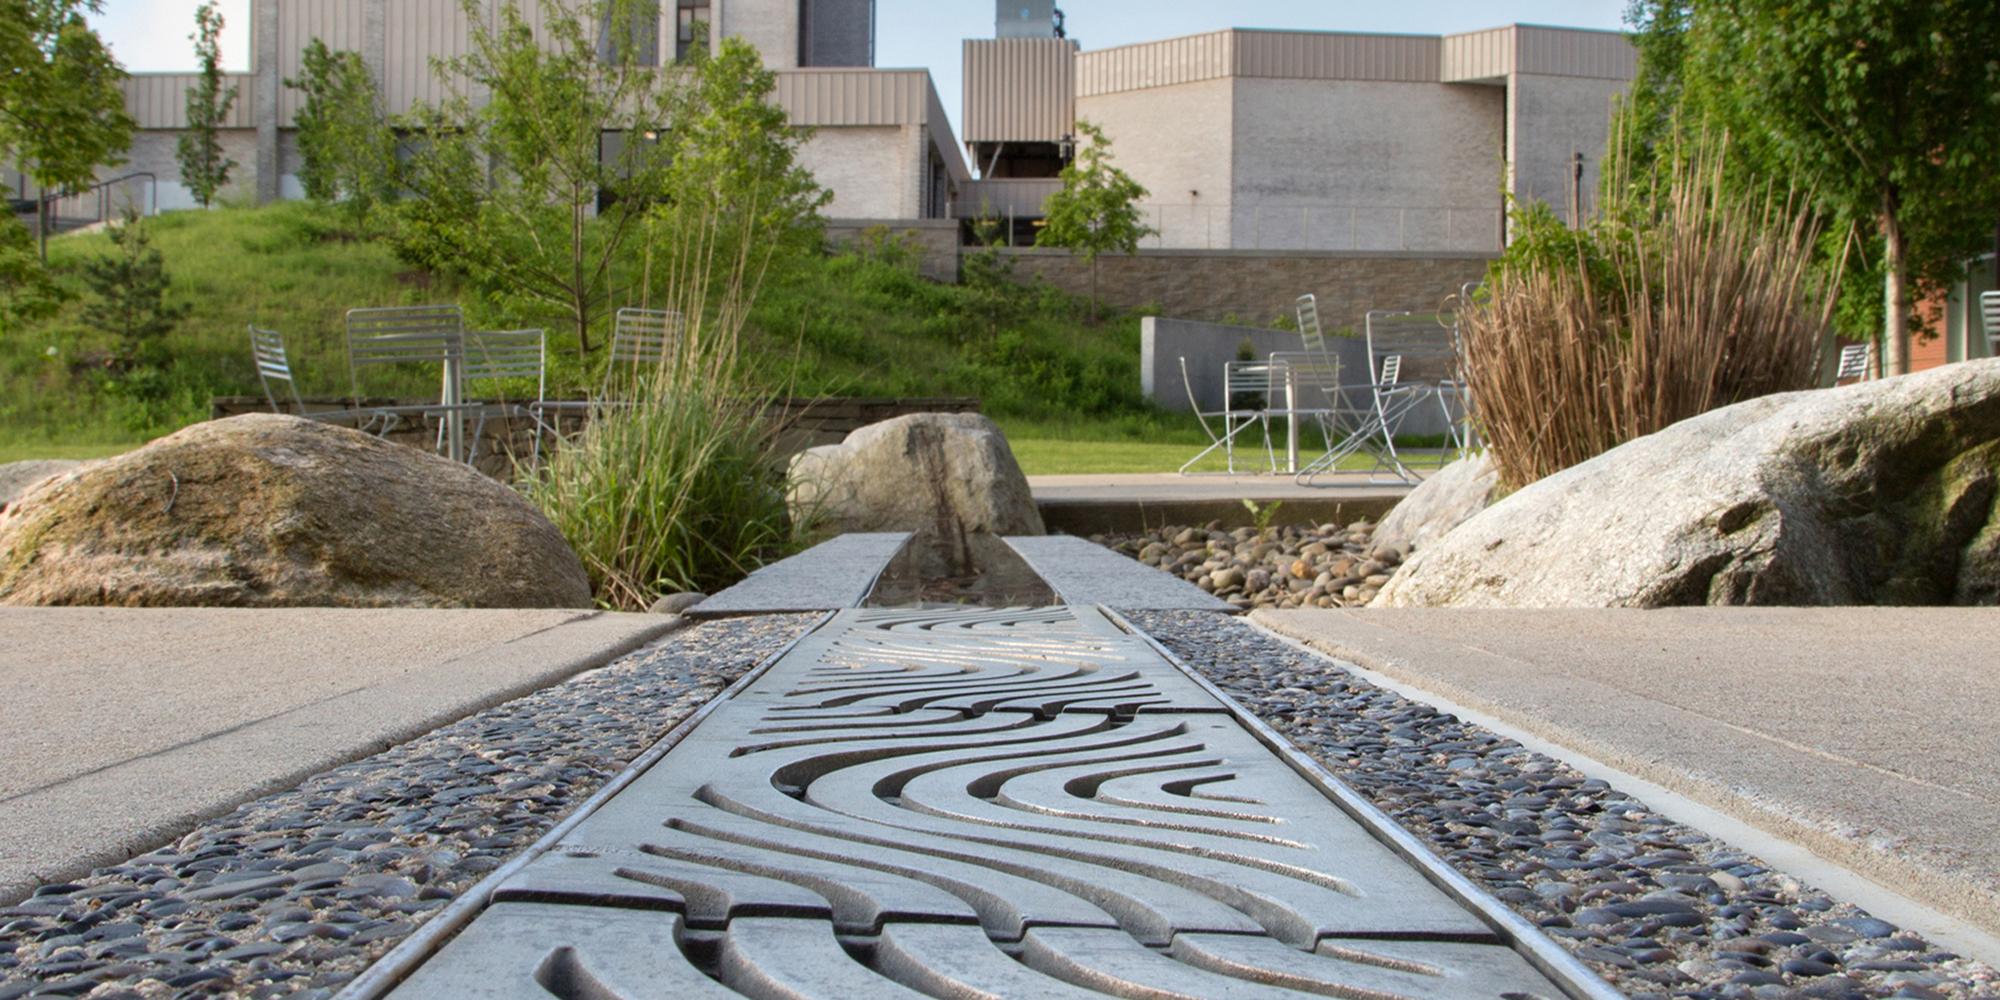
left=249, top=325, right=306, bottom=415
left=344, top=305, right=469, bottom=461
left=1834, top=342, right=1874, bottom=385
left=1179, top=357, right=1283, bottom=474
left=1294, top=310, right=1456, bottom=486
left=529, top=308, right=685, bottom=461
left=1982, top=291, right=1999, bottom=360
left=456, top=328, right=548, bottom=465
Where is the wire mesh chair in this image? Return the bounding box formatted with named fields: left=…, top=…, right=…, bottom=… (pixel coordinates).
left=455, top=328, right=548, bottom=465
left=344, top=305, right=468, bottom=461
left=1294, top=310, right=1457, bottom=485
left=1179, top=357, right=1283, bottom=474
left=1296, top=293, right=1328, bottom=353
left=529, top=308, right=686, bottom=464
left=1982, top=291, right=1999, bottom=360
left=1834, top=342, right=1874, bottom=384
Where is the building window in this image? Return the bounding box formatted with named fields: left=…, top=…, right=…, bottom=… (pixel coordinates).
left=599, top=1, right=662, bottom=67
left=677, top=0, right=711, bottom=61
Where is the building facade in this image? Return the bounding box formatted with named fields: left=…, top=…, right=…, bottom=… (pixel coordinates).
left=14, top=0, right=966, bottom=223
left=959, top=15, right=1637, bottom=253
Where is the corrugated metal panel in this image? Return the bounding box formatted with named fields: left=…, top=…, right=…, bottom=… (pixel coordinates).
left=962, top=38, right=1075, bottom=143
left=774, top=68, right=927, bottom=126
left=383, top=0, right=476, bottom=114
left=1233, top=30, right=1439, bottom=83
left=276, top=0, right=370, bottom=125
left=122, top=73, right=256, bottom=129
left=1516, top=26, right=1636, bottom=80
left=1441, top=26, right=1515, bottom=82
left=1076, top=30, right=1233, bottom=97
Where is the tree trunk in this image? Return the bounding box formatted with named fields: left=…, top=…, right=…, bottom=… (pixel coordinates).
left=1881, top=192, right=1909, bottom=377
left=36, top=197, right=48, bottom=262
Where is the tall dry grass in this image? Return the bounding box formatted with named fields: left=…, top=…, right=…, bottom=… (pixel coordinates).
left=526, top=191, right=809, bottom=610
left=1463, top=132, right=1845, bottom=491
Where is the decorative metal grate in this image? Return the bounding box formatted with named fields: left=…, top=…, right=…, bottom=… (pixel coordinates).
left=377, top=607, right=1590, bottom=999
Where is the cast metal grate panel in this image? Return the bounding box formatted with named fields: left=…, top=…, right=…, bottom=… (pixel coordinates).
left=374, top=607, right=1601, bottom=999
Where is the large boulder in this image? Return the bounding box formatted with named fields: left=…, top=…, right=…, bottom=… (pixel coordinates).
left=0, top=414, right=593, bottom=608
left=1370, top=453, right=1500, bottom=557
left=1376, top=360, right=2000, bottom=608
left=789, top=413, right=1043, bottom=576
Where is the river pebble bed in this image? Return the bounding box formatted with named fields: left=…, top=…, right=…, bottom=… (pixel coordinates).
left=1130, top=609, right=2000, bottom=1000
left=1094, top=520, right=1405, bottom=610
left=0, top=614, right=816, bottom=1000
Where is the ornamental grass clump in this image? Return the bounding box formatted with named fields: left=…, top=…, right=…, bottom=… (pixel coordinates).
left=1463, top=131, right=1844, bottom=491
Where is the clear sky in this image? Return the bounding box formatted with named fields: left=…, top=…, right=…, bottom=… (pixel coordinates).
left=91, top=0, right=1630, bottom=135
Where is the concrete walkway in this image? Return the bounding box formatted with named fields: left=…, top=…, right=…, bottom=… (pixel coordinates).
left=0, top=608, right=678, bottom=903
left=1254, top=607, right=2000, bottom=943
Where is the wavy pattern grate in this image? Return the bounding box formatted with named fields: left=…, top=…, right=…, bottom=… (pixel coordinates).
left=387, top=607, right=1573, bottom=999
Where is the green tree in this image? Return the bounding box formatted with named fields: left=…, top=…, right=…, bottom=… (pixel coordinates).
left=0, top=214, right=66, bottom=337
left=286, top=39, right=394, bottom=218
left=175, top=0, right=238, bottom=208
left=80, top=209, right=189, bottom=365
left=1687, top=1, right=2000, bottom=375
left=1036, top=120, right=1154, bottom=321
left=396, top=0, right=681, bottom=358
left=0, top=0, right=135, bottom=259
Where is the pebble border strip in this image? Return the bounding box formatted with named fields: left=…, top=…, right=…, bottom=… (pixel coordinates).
left=0, top=615, right=817, bottom=1000
left=1129, top=610, right=1999, bottom=1000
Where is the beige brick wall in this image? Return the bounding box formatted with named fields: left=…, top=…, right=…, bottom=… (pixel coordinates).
left=1077, top=78, right=1234, bottom=250
left=1510, top=73, right=1628, bottom=221
left=795, top=125, right=922, bottom=219
left=115, top=130, right=260, bottom=211
left=997, top=248, right=1493, bottom=329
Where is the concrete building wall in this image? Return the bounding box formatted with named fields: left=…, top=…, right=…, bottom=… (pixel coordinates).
left=1228, top=78, right=1505, bottom=252
left=1077, top=78, right=1234, bottom=250
left=720, top=0, right=801, bottom=69
left=1509, top=73, right=1628, bottom=222
left=795, top=125, right=922, bottom=219
left=117, top=130, right=261, bottom=211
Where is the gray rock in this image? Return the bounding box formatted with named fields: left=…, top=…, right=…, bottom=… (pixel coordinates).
left=788, top=413, right=1043, bottom=577
left=0, top=414, right=592, bottom=609
left=1370, top=453, right=1499, bottom=556
left=647, top=592, right=707, bottom=615
left=0, top=460, right=87, bottom=511
left=1378, top=361, right=2000, bottom=607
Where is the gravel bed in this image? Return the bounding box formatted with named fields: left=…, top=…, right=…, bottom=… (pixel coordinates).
left=1093, top=520, right=1405, bottom=610
left=1131, top=610, right=1998, bottom=1000
left=0, top=615, right=816, bottom=1000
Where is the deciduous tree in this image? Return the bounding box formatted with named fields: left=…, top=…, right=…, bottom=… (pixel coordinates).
left=286, top=39, right=394, bottom=218
left=1037, top=120, right=1154, bottom=321
left=0, top=0, right=135, bottom=259
left=175, top=1, right=239, bottom=208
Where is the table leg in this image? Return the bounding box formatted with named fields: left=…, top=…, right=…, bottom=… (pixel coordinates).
left=1285, top=371, right=1300, bottom=474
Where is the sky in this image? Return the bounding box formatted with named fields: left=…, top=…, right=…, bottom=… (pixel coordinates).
left=91, top=0, right=1629, bottom=136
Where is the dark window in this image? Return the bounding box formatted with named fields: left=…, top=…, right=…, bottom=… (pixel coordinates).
left=598, top=1, right=662, bottom=67
left=677, top=0, right=711, bottom=61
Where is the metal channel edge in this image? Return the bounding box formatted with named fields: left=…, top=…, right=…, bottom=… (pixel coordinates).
left=333, top=611, right=836, bottom=1000
left=1101, top=606, right=1626, bottom=1000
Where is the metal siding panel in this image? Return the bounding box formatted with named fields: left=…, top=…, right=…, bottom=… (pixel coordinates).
left=1515, top=26, right=1635, bottom=80
left=278, top=0, right=368, bottom=126
left=775, top=69, right=929, bottom=127
left=963, top=38, right=1074, bottom=143
left=122, top=73, right=254, bottom=129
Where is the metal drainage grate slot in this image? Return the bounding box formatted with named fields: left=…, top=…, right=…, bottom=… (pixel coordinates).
left=368, top=607, right=1616, bottom=999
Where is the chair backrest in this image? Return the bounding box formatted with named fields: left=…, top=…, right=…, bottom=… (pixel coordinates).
left=463, top=329, right=548, bottom=401
left=1266, top=351, right=1342, bottom=410
left=603, top=307, right=683, bottom=394
left=1835, top=342, right=1872, bottom=382
left=1982, top=291, right=1999, bottom=358
left=1295, top=293, right=1326, bottom=354
left=345, top=305, right=463, bottom=398
left=248, top=325, right=302, bottom=413
left=1364, top=310, right=1455, bottom=385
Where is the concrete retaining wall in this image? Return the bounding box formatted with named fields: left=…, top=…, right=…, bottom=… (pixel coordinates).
left=826, top=217, right=961, bottom=283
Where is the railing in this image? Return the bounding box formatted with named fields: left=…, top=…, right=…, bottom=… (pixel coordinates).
left=40, top=172, right=158, bottom=229
left=951, top=192, right=1507, bottom=253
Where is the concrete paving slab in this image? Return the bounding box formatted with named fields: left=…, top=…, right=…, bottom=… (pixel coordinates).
left=691, top=532, right=909, bottom=616
left=1253, top=607, right=2000, bottom=938
left=0, top=608, right=681, bottom=903
left=1004, top=535, right=1232, bottom=611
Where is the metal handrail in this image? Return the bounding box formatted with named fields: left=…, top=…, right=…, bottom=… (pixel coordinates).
left=40, top=171, right=158, bottom=225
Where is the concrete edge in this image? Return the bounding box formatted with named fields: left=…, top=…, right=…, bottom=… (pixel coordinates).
left=1246, top=612, right=2000, bottom=968
left=0, top=611, right=688, bottom=906
left=1038, top=496, right=1402, bottom=536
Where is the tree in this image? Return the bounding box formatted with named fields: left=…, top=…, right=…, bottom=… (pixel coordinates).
left=286, top=39, right=394, bottom=218
left=0, top=214, right=66, bottom=337
left=175, top=1, right=238, bottom=208
left=1036, top=120, right=1154, bottom=321
left=1688, top=2, right=2000, bottom=375
left=397, top=0, right=682, bottom=358
left=80, top=209, right=189, bottom=365
left=0, top=0, right=135, bottom=259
